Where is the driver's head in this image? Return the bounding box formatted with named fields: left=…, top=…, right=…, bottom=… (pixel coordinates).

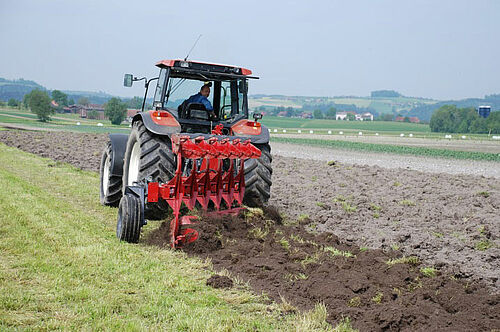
left=200, top=85, right=210, bottom=97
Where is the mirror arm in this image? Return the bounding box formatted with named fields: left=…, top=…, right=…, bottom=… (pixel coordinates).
left=140, top=77, right=159, bottom=112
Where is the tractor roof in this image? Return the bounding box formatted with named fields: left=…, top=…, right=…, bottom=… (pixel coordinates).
left=156, top=59, right=258, bottom=80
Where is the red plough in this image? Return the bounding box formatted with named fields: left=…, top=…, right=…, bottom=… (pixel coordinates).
left=147, top=133, right=262, bottom=248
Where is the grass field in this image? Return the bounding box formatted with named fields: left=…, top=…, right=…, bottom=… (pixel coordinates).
left=272, top=137, right=500, bottom=161
left=0, top=143, right=354, bottom=331
left=0, top=107, right=130, bottom=133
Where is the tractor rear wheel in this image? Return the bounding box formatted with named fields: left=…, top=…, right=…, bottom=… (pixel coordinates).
left=116, top=194, right=142, bottom=243
left=100, top=142, right=123, bottom=207
left=122, top=120, right=176, bottom=219
left=243, top=143, right=272, bottom=207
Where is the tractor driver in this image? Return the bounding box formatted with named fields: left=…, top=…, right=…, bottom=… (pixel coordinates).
left=183, top=83, right=217, bottom=119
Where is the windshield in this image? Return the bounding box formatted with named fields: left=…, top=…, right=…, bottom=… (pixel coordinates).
left=164, top=77, right=247, bottom=120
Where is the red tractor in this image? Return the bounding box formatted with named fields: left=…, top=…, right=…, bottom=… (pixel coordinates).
left=99, top=59, right=272, bottom=247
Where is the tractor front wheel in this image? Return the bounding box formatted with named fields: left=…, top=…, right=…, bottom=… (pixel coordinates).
left=116, top=194, right=143, bottom=243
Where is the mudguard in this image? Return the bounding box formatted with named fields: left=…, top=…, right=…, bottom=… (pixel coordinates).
left=249, top=124, right=270, bottom=144
left=108, top=133, right=129, bottom=177
left=133, top=110, right=181, bottom=136
left=231, top=119, right=270, bottom=144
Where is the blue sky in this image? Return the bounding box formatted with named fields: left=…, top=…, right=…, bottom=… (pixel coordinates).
left=0, top=0, right=498, bottom=100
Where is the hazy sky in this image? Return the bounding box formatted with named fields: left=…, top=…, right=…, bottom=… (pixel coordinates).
left=1, top=0, right=499, bottom=100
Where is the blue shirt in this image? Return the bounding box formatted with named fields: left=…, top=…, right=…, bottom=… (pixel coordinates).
left=185, top=93, right=213, bottom=111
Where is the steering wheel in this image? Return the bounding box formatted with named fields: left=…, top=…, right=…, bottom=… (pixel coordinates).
left=219, top=104, right=232, bottom=119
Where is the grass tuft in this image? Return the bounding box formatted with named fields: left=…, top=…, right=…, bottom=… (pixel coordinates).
left=398, top=199, right=416, bottom=206
left=476, top=191, right=490, bottom=198
left=475, top=239, right=493, bottom=251
left=371, top=292, right=383, bottom=304
left=323, top=246, right=355, bottom=258
left=279, top=237, right=291, bottom=251
left=341, top=202, right=357, bottom=213
left=420, top=267, right=437, bottom=278
left=386, top=256, right=420, bottom=266
left=347, top=297, right=361, bottom=307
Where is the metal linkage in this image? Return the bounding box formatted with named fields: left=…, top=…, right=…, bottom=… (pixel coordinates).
left=147, top=134, right=261, bottom=248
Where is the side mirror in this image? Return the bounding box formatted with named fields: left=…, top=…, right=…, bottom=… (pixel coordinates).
left=252, top=112, right=263, bottom=121
left=124, top=74, right=133, bottom=87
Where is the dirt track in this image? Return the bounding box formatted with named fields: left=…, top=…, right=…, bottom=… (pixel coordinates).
left=0, top=129, right=499, bottom=331
left=271, top=142, right=500, bottom=178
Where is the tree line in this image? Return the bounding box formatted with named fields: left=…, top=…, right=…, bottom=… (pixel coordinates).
left=430, top=105, right=499, bottom=134
left=18, top=89, right=129, bottom=125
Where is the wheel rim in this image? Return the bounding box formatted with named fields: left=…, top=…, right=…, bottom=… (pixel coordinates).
left=103, top=156, right=110, bottom=196
left=128, top=141, right=141, bottom=186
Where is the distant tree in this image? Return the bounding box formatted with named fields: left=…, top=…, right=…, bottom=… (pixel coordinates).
left=371, top=90, right=401, bottom=98
left=469, top=118, right=488, bottom=134
left=87, top=110, right=99, bottom=119
left=28, top=89, right=53, bottom=122
left=23, top=92, right=33, bottom=108
left=68, top=98, right=75, bottom=105
left=430, top=105, right=456, bottom=133
left=0, top=100, right=5, bottom=107
left=78, top=97, right=90, bottom=106
left=313, top=109, right=323, bottom=119
left=104, top=97, right=127, bottom=125
left=52, top=90, right=68, bottom=106
left=429, top=105, right=493, bottom=134
left=127, top=96, right=143, bottom=109
left=485, top=111, right=500, bottom=134
left=7, top=98, right=19, bottom=107
left=346, top=113, right=355, bottom=121
left=325, top=107, right=337, bottom=119
left=403, top=116, right=410, bottom=123
left=379, top=113, right=394, bottom=121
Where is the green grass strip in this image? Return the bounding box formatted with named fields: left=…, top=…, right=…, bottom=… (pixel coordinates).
left=272, top=137, right=500, bottom=162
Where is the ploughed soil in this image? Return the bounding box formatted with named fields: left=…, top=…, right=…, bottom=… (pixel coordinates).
left=146, top=209, right=499, bottom=332
left=1, top=129, right=499, bottom=331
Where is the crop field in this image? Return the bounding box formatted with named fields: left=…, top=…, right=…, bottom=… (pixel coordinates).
left=0, top=129, right=498, bottom=331
left=272, top=137, right=500, bottom=161
left=261, top=116, right=431, bottom=132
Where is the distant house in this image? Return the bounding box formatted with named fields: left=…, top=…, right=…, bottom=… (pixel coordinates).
left=337, top=111, right=366, bottom=121
left=50, top=100, right=59, bottom=108
left=79, top=104, right=106, bottom=120
left=64, top=105, right=81, bottom=114
left=395, top=116, right=420, bottom=123
left=277, top=111, right=288, bottom=117
left=301, top=112, right=312, bottom=119
left=360, top=112, right=374, bottom=121
left=336, top=111, right=348, bottom=120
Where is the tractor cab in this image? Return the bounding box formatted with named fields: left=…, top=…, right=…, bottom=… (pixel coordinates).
left=152, top=59, right=258, bottom=134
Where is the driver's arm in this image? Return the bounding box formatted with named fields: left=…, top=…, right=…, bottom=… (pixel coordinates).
left=201, top=97, right=217, bottom=119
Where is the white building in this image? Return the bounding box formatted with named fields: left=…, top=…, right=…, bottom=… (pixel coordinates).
left=336, top=111, right=373, bottom=121
left=360, top=112, right=374, bottom=121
